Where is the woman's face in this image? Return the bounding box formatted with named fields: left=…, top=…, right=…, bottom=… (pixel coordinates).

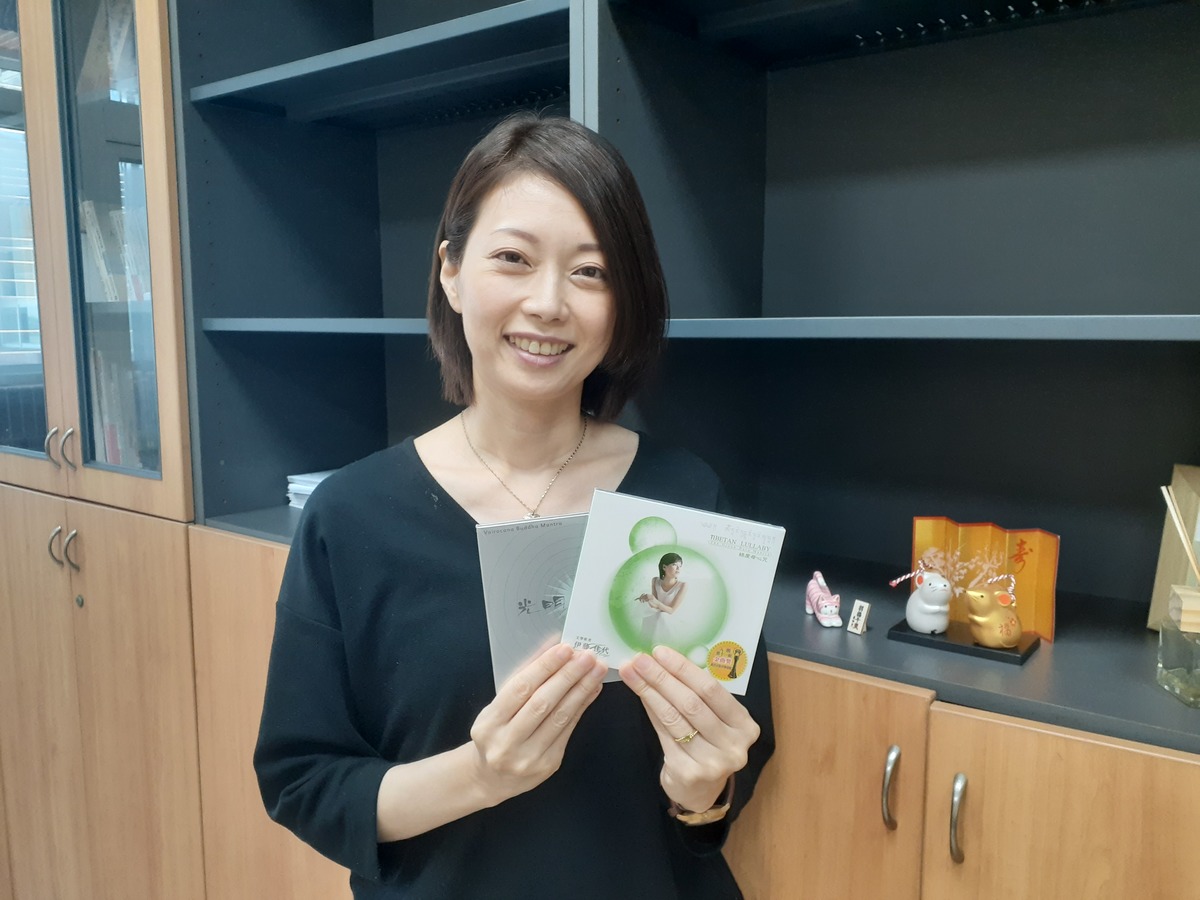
left=439, top=173, right=615, bottom=408
left=665, top=560, right=683, bottom=578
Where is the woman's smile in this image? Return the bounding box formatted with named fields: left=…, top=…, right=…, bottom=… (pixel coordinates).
left=506, top=334, right=573, bottom=364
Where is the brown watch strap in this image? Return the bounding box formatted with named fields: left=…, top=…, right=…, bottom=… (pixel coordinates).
left=667, top=774, right=735, bottom=826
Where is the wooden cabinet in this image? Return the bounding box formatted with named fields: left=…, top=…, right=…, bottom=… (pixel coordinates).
left=0, top=0, right=191, bottom=521
left=0, top=483, right=203, bottom=899
left=921, top=702, right=1200, bottom=900
left=725, top=655, right=934, bottom=900
left=190, top=526, right=352, bottom=900
left=66, top=499, right=204, bottom=899
left=726, top=663, right=1200, bottom=900
left=0, top=485, right=92, bottom=898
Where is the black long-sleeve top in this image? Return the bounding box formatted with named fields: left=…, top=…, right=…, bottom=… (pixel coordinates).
left=255, top=434, right=775, bottom=899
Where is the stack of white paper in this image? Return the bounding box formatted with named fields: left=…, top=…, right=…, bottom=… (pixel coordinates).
left=286, top=470, right=336, bottom=508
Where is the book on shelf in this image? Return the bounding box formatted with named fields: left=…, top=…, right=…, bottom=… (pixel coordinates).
left=286, top=470, right=336, bottom=508
left=88, top=347, right=138, bottom=466
left=475, top=491, right=785, bottom=696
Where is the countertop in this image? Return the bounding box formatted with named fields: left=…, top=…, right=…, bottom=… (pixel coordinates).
left=763, top=559, right=1200, bottom=756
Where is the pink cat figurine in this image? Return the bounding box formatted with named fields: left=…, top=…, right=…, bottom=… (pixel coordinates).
left=805, top=571, right=843, bottom=627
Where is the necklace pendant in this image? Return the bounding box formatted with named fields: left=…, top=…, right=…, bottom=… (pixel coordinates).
left=523, top=512, right=539, bottom=520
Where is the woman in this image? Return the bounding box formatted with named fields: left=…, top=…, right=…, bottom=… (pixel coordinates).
left=639, top=552, right=688, bottom=646
left=255, top=113, right=774, bottom=899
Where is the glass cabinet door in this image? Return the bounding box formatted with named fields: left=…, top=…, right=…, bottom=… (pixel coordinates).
left=57, top=0, right=160, bottom=475
left=0, top=0, right=188, bottom=516
left=0, top=5, right=51, bottom=460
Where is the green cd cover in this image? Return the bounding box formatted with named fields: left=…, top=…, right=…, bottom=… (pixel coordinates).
left=560, top=491, right=785, bottom=695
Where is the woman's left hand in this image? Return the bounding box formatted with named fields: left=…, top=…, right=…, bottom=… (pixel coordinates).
left=618, top=645, right=760, bottom=814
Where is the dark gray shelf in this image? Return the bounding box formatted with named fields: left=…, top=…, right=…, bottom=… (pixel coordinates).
left=201, top=314, right=1200, bottom=341
left=205, top=505, right=304, bottom=544
left=632, top=0, right=1176, bottom=68
left=764, top=561, right=1200, bottom=756
left=668, top=314, right=1200, bottom=340
left=189, top=0, right=570, bottom=129
left=202, top=317, right=429, bottom=335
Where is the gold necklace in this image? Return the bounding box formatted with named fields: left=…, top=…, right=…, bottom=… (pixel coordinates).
left=460, top=412, right=588, bottom=519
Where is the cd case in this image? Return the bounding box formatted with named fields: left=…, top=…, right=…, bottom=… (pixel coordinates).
left=561, top=491, right=785, bottom=695
left=476, top=513, right=621, bottom=691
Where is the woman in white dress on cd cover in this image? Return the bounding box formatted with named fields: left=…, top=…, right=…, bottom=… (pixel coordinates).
left=638, top=552, right=687, bottom=644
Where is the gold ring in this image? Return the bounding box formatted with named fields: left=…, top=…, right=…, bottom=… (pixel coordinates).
left=674, top=728, right=700, bottom=744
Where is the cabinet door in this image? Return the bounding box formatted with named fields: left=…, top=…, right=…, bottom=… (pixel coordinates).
left=922, top=702, right=1200, bottom=900
left=0, top=484, right=92, bottom=899
left=0, top=0, right=192, bottom=518
left=65, top=500, right=203, bottom=900
left=46, top=0, right=192, bottom=520
left=724, top=655, right=934, bottom=900
left=0, top=0, right=73, bottom=495
left=190, top=526, right=353, bottom=900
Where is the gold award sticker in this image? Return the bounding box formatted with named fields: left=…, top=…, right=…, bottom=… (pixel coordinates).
left=706, top=641, right=747, bottom=681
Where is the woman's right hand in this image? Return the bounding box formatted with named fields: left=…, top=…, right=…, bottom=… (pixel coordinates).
left=468, top=643, right=606, bottom=805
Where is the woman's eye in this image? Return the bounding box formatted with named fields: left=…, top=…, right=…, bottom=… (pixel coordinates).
left=575, top=265, right=606, bottom=280
left=496, top=251, right=525, bottom=265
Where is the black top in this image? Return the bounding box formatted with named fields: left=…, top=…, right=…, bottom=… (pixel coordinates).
left=255, top=435, right=775, bottom=899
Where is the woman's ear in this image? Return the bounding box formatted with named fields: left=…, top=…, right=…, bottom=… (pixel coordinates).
left=438, top=240, right=462, bottom=313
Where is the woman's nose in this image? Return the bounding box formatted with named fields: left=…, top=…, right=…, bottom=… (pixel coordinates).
left=521, top=270, right=567, bottom=320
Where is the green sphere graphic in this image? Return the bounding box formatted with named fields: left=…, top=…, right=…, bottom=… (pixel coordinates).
left=628, top=517, right=676, bottom=553
left=608, top=545, right=728, bottom=654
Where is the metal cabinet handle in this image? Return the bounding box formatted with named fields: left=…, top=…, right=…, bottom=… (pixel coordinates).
left=47, top=525, right=64, bottom=565
left=59, top=427, right=77, bottom=470
left=949, top=773, right=968, bottom=863
left=881, top=744, right=901, bottom=829
left=63, top=529, right=80, bottom=571
left=44, top=427, right=61, bottom=468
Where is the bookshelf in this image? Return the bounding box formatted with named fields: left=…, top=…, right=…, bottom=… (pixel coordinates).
left=175, top=0, right=1200, bottom=609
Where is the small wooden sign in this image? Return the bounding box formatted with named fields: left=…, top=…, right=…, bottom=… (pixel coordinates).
left=846, top=599, right=870, bottom=635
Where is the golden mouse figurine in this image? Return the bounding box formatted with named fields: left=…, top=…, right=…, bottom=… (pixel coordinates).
left=964, top=579, right=1022, bottom=649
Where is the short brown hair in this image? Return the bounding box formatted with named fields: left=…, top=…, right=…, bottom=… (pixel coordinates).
left=426, top=112, right=668, bottom=421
